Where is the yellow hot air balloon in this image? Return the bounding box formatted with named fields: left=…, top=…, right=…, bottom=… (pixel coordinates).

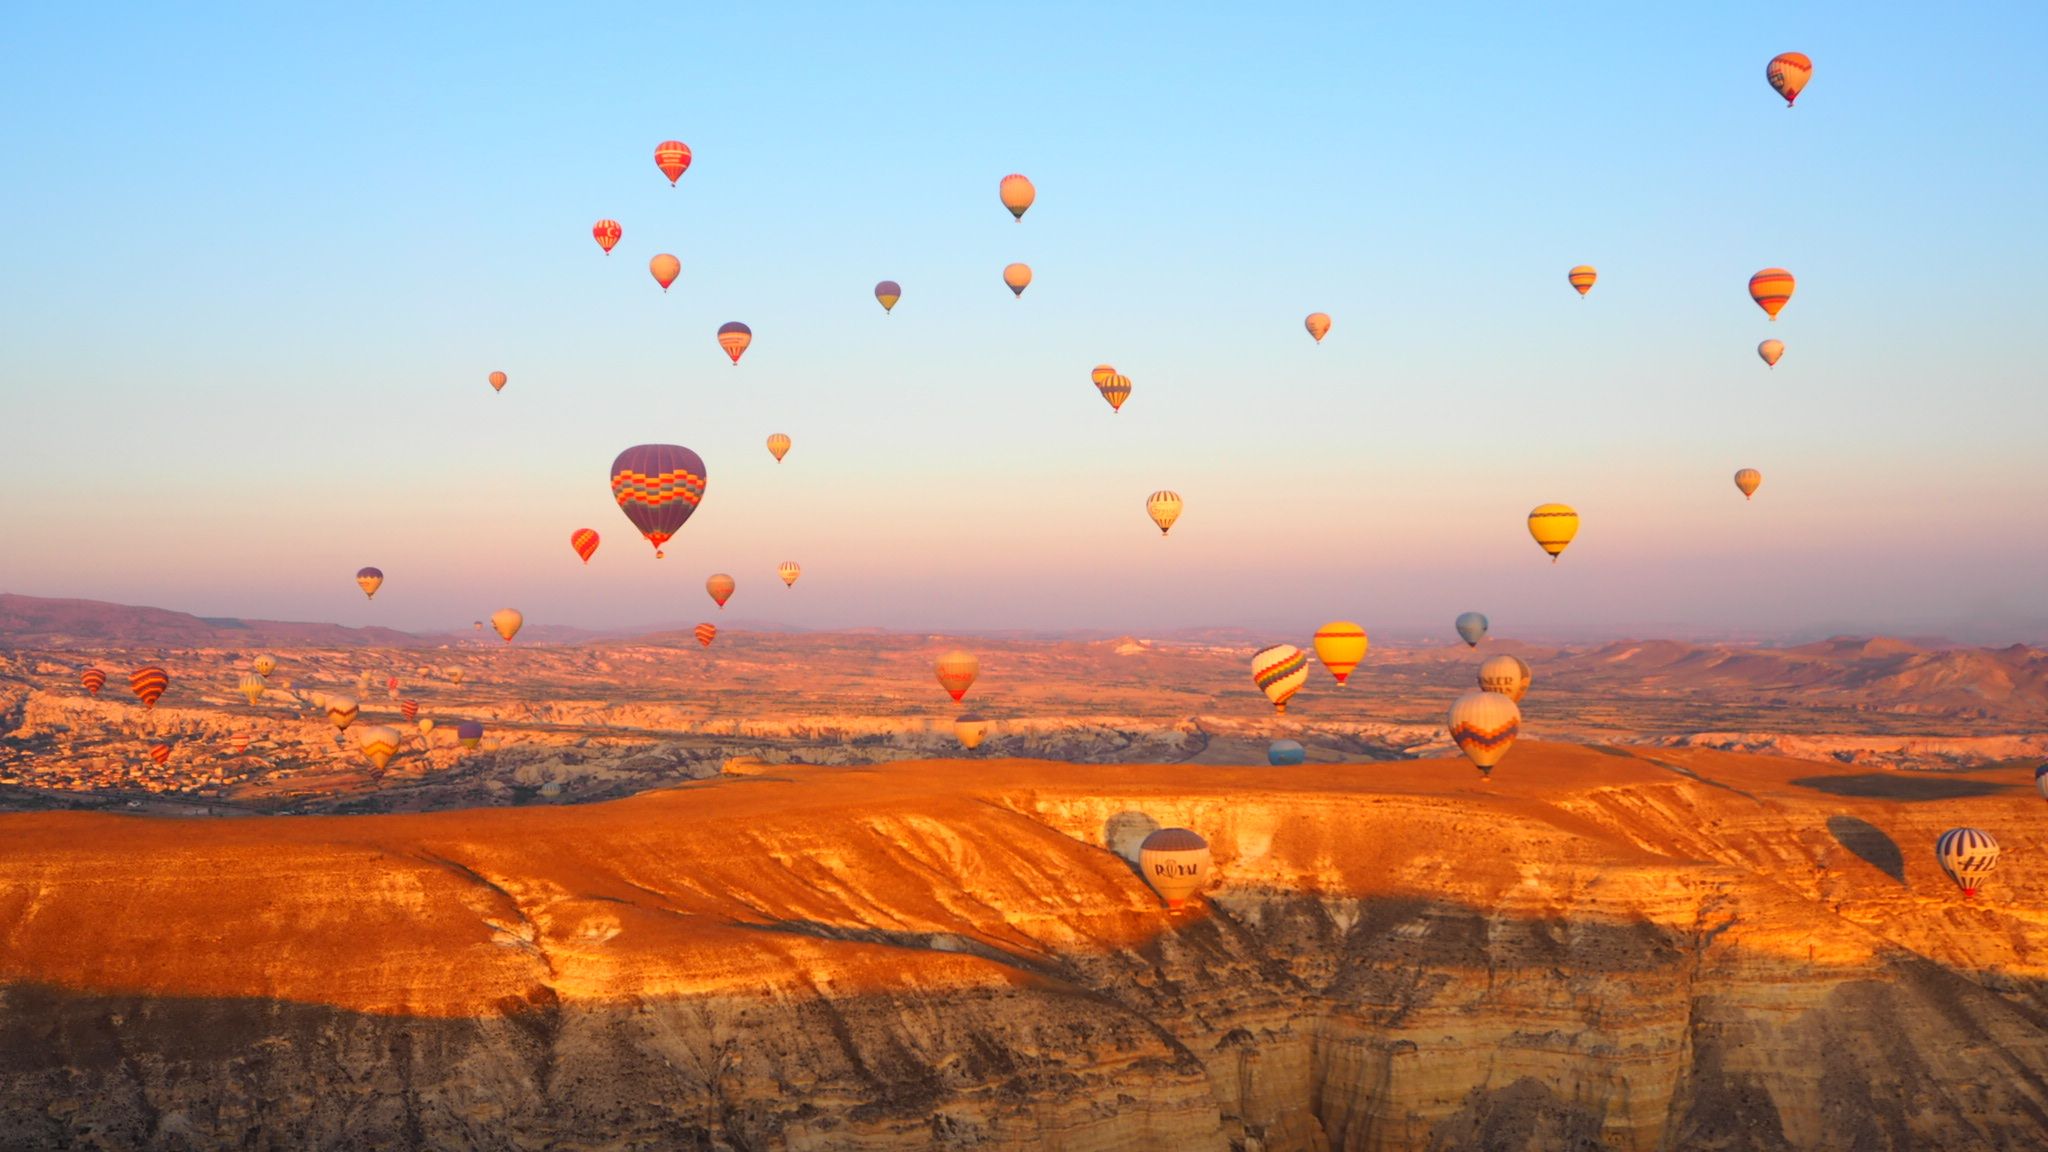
left=954, top=714, right=989, bottom=751
left=1138, top=828, right=1211, bottom=909
left=1568, top=265, right=1597, bottom=296
left=237, top=673, right=266, bottom=706
left=491, top=609, right=523, bottom=643
left=1091, top=364, right=1117, bottom=388
left=766, top=433, right=791, bottom=462
left=1758, top=339, right=1784, bottom=367
left=1749, top=268, right=1795, bottom=321
left=356, top=724, right=402, bottom=771
left=1096, top=373, right=1131, bottom=413
left=778, top=562, right=801, bottom=588
left=252, top=655, right=277, bottom=677
left=1448, top=690, right=1520, bottom=774
left=1477, top=654, right=1532, bottom=703
left=1766, top=52, right=1812, bottom=107
left=1304, top=312, right=1331, bottom=343
left=1002, top=262, right=1032, bottom=297
left=999, top=173, right=1035, bottom=221
left=1734, top=468, right=1763, bottom=500
left=1146, top=490, right=1182, bottom=537
left=325, top=694, right=360, bottom=732
left=417, top=717, right=435, bottom=739
left=445, top=665, right=464, bottom=685
left=1527, top=503, right=1579, bottom=563
left=1312, top=622, right=1369, bottom=685
left=650, top=253, right=680, bottom=292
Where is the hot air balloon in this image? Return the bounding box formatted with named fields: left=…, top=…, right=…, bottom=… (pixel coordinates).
left=1146, top=490, right=1182, bottom=537
left=148, top=743, right=171, bottom=766
left=445, top=666, right=464, bottom=685
left=237, top=673, right=266, bottom=706
left=571, top=528, right=600, bottom=564
left=650, top=253, right=681, bottom=291
left=707, top=573, right=735, bottom=607
left=1758, top=339, right=1784, bottom=367
left=229, top=733, right=251, bottom=755
left=400, top=699, right=419, bottom=722
left=611, top=444, right=708, bottom=558
left=1749, top=268, right=1795, bottom=321
left=592, top=219, right=621, bottom=254
left=1304, top=312, right=1331, bottom=343
left=1003, top=263, right=1032, bottom=297
left=1251, top=645, right=1308, bottom=714
left=954, top=714, right=989, bottom=751
left=1267, top=740, right=1306, bottom=767
left=778, top=562, right=801, bottom=587
left=488, top=371, right=507, bottom=393
left=655, top=140, right=692, bottom=184
left=1097, top=373, right=1131, bottom=413
left=2036, top=763, right=2048, bottom=802
left=356, top=725, right=402, bottom=771
left=717, top=321, right=752, bottom=365
left=1139, top=828, right=1210, bottom=909
left=1091, top=365, right=1117, bottom=388
left=1936, top=828, right=1999, bottom=897
left=81, top=668, right=106, bottom=696
left=1313, top=622, right=1369, bottom=684
left=1477, top=654, right=1532, bottom=703
left=417, top=717, right=435, bottom=739
left=1448, top=690, right=1521, bottom=775
left=1766, top=52, right=1812, bottom=107
left=1455, top=612, right=1489, bottom=647
left=325, top=695, right=360, bottom=732
left=874, top=280, right=901, bottom=313
left=1527, top=504, right=1579, bottom=563
left=252, top=655, right=277, bottom=677
left=491, top=609, right=523, bottom=643
left=355, top=567, right=384, bottom=599
left=457, top=720, right=484, bottom=749
left=130, top=666, right=168, bottom=709
left=935, top=650, right=979, bottom=702
left=695, top=623, right=717, bottom=647
left=1735, top=469, right=1763, bottom=500
left=766, top=433, right=791, bottom=462
left=1568, top=266, right=1597, bottom=296
left=999, top=174, right=1035, bottom=221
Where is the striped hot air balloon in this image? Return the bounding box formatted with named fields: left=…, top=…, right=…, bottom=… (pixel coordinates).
left=778, top=562, right=801, bottom=587
left=592, top=219, right=622, bottom=254
left=717, top=321, right=752, bottom=364
left=1003, top=263, right=1032, bottom=297
left=874, top=280, right=901, bottom=313
left=1527, top=504, right=1579, bottom=563
left=1735, top=469, right=1763, bottom=500
left=148, top=743, right=171, bottom=766
left=655, top=140, right=692, bottom=184
left=935, top=650, right=979, bottom=702
left=571, top=528, right=600, bottom=564
left=1477, top=654, right=1532, bottom=703
left=1758, top=339, right=1784, bottom=367
left=1313, top=622, right=1369, bottom=684
left=766, top=433, right=791, bottom=462
left=1267, top=740, right=1306, bottom=766
left=1766, top=52, right=1812, bottom=107
left=252, top=655, right=277, bottom=677
left=1304, top=312, right=1331, bottom=343
left=400, top=699, right=419, bottom=722
left=1448, top=690, right=1521, bottom=775
left=1098, top=372, right=1132, bottom=413
left=81, top=667, right=106, bottom=696
left=129, top=666, right=168, bottom=709
left=695, top=623, right=717, bottom=647
left=355, top=567, right=384, bottom=599
left=611, top=444, right=708, bottom=558
left=491, top=609, right=523, bottom=643
left=999, top=173, right=1035, bottom=221
left=356, top=725, right=403, bottom=771
left=457, top=720, right=484, bottom=749
left=1139, top=828, right=1210, bottom=909
left=1455, top=612, right=1489, bottom=647
left=650, top=253, right=680, bottom=291
left=488, top=371, right=507, bottom=392
left=385, top=675, right=400, bottom=699
left=954, top=714, right=989, bottom=750
left=1145, top=490, right=1182, bottom=536
left=1251, top=645, right=1308, bottom=714
left=237, top=673, right=266, bottom=706
left=1749, top=268, right=1795, bottom=321
left=325, top=695, right=360, bottom=732
left=1568, top=266, right=1597, bottom=296
left=229, top=733, right=251, bottom=755
left=1936, top=828, right=1999, bottom=897
left=707, top=573, right=735, bottom=607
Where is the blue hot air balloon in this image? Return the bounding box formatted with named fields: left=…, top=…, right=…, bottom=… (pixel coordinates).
left=1455, top=612, right=1489, bottom=648
left=1267, top=740, right=1306, bottom=767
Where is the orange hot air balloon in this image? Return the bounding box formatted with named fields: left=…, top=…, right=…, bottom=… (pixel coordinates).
left=935, top=650, right=979, bottom=701
left=592, top=219, right=622, bottom=254
left=655, top=140, right=693, bottom=185
left=718, top=321, right=752, bottom=364
left=130, top=666, right=168, bottom=709
left=491, top=609, right=523, bottom=643
left=1749, top=268, right=1795, bottom=321
left=1091, top=364, right=1117, bottom=388
left=1003, top=263, right=1032, bottom=297
left=1568, top=266, right=1597, bottom=296
left=650, top=253, right=680, bottom=292
left=778, top=561, right=801, bottom=587
left=707, top=573, right=735, bottom=607
left=1098, top=373, right=1132, bottom=413
left=695, top=623, right=717, bottom=647
left=1304, top=312, right=1331, bottom=343
left=81, top=667, right=106, bottom=696
left=488, top=371, right=507, bottom=392
left=570, top=528, right=600, bottom=564
left=1734, top=468, right=1763, bottom=500
left=1766, top=52, right=1812, bottom=107
left=766, top=433, right=791, bottom=462
left=1758, top=339, right=1785, bottom=368
left=999, top=174, right=1035, bottom=221
left=148, top=743, right=171, bottom=766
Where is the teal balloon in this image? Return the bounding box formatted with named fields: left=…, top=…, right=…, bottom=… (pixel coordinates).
left=1267, top=740, right=1306, bottom=767
left=1455, top=612, right=1489, bottom=647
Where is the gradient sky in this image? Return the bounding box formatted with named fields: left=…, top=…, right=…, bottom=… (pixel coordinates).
left=3, top=3, right=2046, bottom=641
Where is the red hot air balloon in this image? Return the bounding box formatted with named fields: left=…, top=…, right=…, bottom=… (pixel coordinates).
left=148, top=743, right=171, bottom=766
left=400, top=699, right=420, bottom=722
left=717, top=322, right=752, bottom=365
left=488, top=371, right=508, bottom=392
left=592, top=219, right=622, bottom=254
left=130, top=666, right=168, bottom=710
left=570, top=528, right=600, bottom=564
left=655, top=141, right=692, bottom=185
left=81, top=667, right=106, bottom=696
left=695, top=623, right=717, bottom=647
left=611, top=444, right=708, bottom=558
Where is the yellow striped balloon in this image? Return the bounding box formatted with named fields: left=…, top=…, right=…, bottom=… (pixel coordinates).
left=1251, top=644, right=1309, bottom=714
left=778, top=562, right=801, bottom=587
left=1734, top=468, right=1762, bottom=500
left=1146, top=490, right=1182, bottom=536
left=766, top=433, right=791, bottom=462
left=1312, top=622, right=1369, bottom=684
left=1098, top=373, right=1132, bottom=413
left=1758, top=339, right=1784, bottom=367
left=1749, top=268, right=1795, bottom=321
left=238, top=673, right=266, bottom=706
left=1003, top=262, right=1032, bottom=297
left=356, top=725, right=402, bottom=770
left=1477, top=654, right=1532, bottom=703
left=325, top=695, right=360, bottom=732
left=1304, top=312, right=1331, bottom=343
left=1527, top=503, right=1579, bottom=563
left=1448, top=690, right=1520, bottom=774
left=1568, top=265, right=1597, bottom=296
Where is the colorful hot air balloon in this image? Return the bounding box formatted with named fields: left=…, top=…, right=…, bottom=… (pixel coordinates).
left=655, top=140, right=693, bottom=184
left=766, top=433, right=791, bottom=462
left=1304, top=312, right=1331, bottom=343
left=695, top=623, right=717, bottom=647
left=592, top=219, right=622, bottom=254
left=707, top=573, right=735, bottom=607
left=491, top=609, right=523, bottom=643
left=148, top=743, right=171, bottom=766
left=1267, top=740, right=1306, bottom=767
left=717, top=321, right=752, bottom=364
left=650, top=253, right=681, bottom=291
left=1448, top=690, right=1521, bottom=775
left=445, top=666, right=464, bottom=685
left=935, top=650, right=979, bottom=702
left=1003, top=263, right=1033, bottom=297
left=488, top=371, right=507, bottom=393
left=252, top=655, right=277, bottom=677
left=611, top=444, right=708, bottom=558
left=229, top=733, right=251, bottom=755
left=1091, top=365, right=1117, bottom=388
left=400, top=699, right=419, bottom=722
left=1734, top=468, right=1763, bottom=500
left=1568, top=266, right=1597, bottom=296
left=1146, top=490, right=1183, bottom=537
left=1749, top=268, right=1795, bottom=321
left=237, top=673, right=266, bottom=706
left=954, top=713, right=989, bottom=751
left=457, top=720, right=484, bottom=749
left=571, top=528, right=600, bottom=564
left=1313, top=622, right=1369, bottom=684
left=999, top=174, right=1035, bottom=221
left=1097, top=373, right=1132, bottom=413
left=325, top=695, right=360, bottom=732
left=355, top=567, right=384, bottom=599
left=1455, top=613, right=1489, bottom=647
left=1477, top=654, right=1532, bottom=703
left=1766, top=52, right=1812, bottom=107
left=1138, top=828, right=1210, bottom=909
left=356, top=725, right=402, bottom=771
left=1251, top=645, right=1309, bottom=714
left=1758, top=339, right=1785, bottom=367
left=1936, top=827, right=1999, bottom=897
left=2035, top=764, right=2048, bottom=802
left=1527, top=504, right=1579, bottom=563
left=778, top=562, right=801, bottom=587
left=81, top=667, right=106, bottom=696
left=874, top=280, right=901, bottom=313
left=129, top=666, right=168, bottom=709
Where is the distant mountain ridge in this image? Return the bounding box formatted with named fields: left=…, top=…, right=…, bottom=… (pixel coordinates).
left=0, top=594, right=429, bottom=649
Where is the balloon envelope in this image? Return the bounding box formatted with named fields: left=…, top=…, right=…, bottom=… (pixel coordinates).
left=654, top=140, right=692, bottom=184
left=1527, top=504, right=1579, bottom=562
left=1766, top=52, right=1812, bottom=106
left=1455, top=612, right=1489, bottom=647
left=1267, top=740, right=1306, bottom=767
left=766, top=433, right=791, bottom=462
left=457, top=720, right=484, bottom=749
left=1139, top=828, right=1210, bottom=908
left=1735, top=469, right=1762, bottom=500
left=355, top=567, right=383, bottom=599
left=491, top=609, right=523, bottom=643
left=1251, top=645, right=1308, bottom=714
left=1003, top=263, right=1032, bottom=296
left=1091, top=365, right=1117, bottom=387
left=238, top=673, right=266, bottom=706
left=1098, top=373, right=1132, bottom=413
left=1936, top=827, right=1998, bottom=896
left=81, top=667, right=106, bottom=696
left=874, top=280, right=900, bottom=312
left=936, top=650, right=979, bottom=701
left=148, top=743, right=171, bottom=766
left=1749, top=268, right=1795, bottom=320
left=954, top=714, right=990, bottom=750
left=592, top=219, right=621, bottom=254
left=611, top=444, right=708, bottom=558
left=325, top=695, right=360, bottom=731
left=1146, top=490, right=1181, bottom=536
left=1448, top=690, right=1520, bottom=774
left=487, top=371, right=507, bottom=392
left=695, top=623, right=717, bottom=647
left=999, top=174, right=1035, bottom=220
left=130, top=666, right=168, bottom=709
left=571, top=528, right=600, bottom=564
left=1758, top=339, right=1784, bottom=367
left=707, top=573, right=735, bottom=607
left=2036, top=764, right=2048, bottom=802
left=1313, top=622, right=1368, bottom=684
left=1305, top=312, right=1331, bottom=342
left=1477, top=654, right=1532, bottom=702
left=778, top=562, right=802, bottom=587
left=650, top=253, right=680, bottom=291
left=717, top=321, right=752, bottom=364
left=356, top=725, right=402, bottom=770
left=1568, top=265, right=1597, bottom=296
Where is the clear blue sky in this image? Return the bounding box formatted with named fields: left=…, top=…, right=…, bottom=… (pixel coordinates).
left=3, top=3, right=2045, bottom=641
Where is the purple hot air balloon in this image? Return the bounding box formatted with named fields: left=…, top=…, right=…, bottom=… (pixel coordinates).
left=457, top=720, right=485, bottom=749
left=610, top=444, right=708, bottom=559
